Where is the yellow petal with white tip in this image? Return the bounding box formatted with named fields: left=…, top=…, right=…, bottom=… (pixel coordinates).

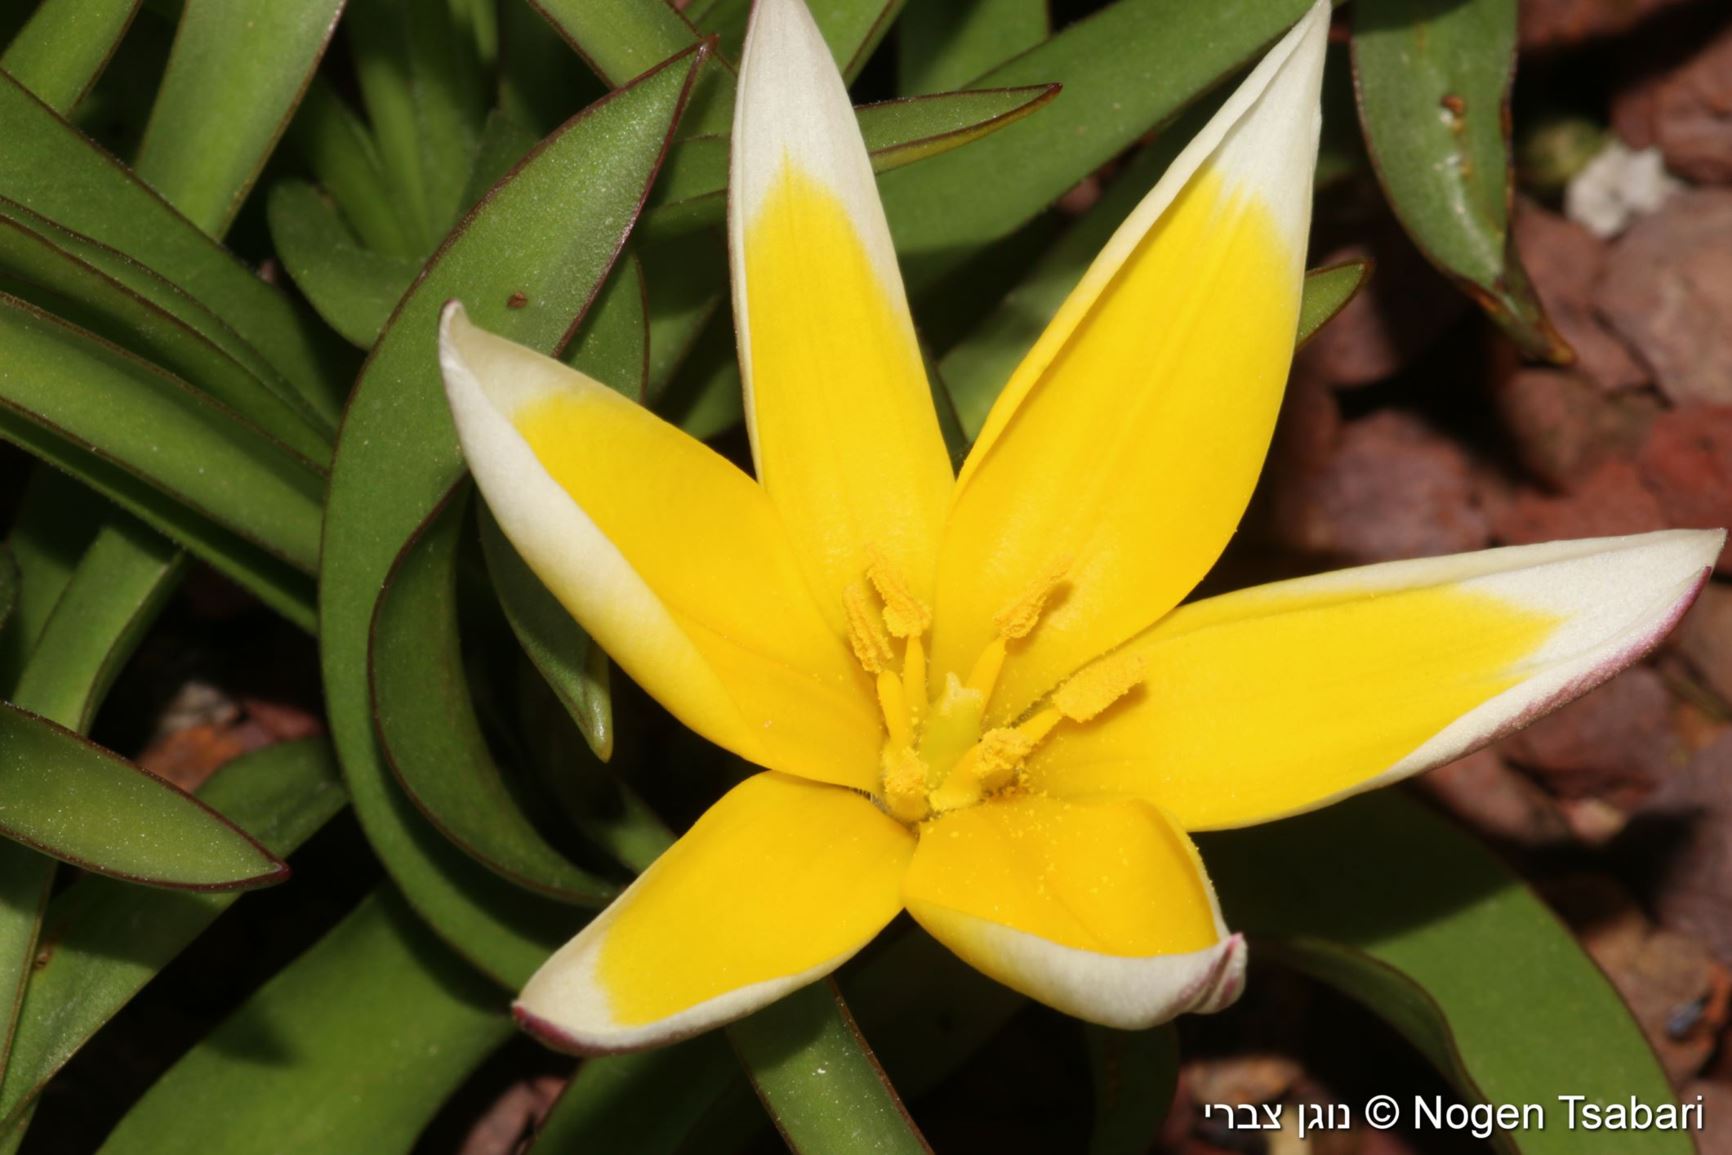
left=903, top=793, right=1244, bottom=1029
left=732, top=0, right=953, bottom=623
left=933, top=0, right=1331, bottom=725
left=1026, top=530, right=1722, bottom=829
left=439, top=303, right=881, bottom=790
left=515, top=773, right=913, bottom=1053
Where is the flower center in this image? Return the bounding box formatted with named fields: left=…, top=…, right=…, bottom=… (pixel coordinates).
left=847, top=553, right=1143, bottom=825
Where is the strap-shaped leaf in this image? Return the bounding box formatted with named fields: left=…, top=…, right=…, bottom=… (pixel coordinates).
left=645, top=84, right=1059, bottom=231
left=1208, top=791, right=1690, bottom=1155
left=1086, top=1026, right=1178, bottom=1155
left=95, top=888, right=510, bottom=1155
left=0, top=72, right=346, bottom=425
left=0, top=201, right=333, bottom=463
left=0, top=295, right=325, bottom=573
left=0, top=416, right=316, bottom=630
left=1297, top=261, right=1370, bottom=347
left=728, top=982, right=933, bottom=1155
left=319, top=45, right=706, bottom=988
left=0, top=0, right=139, bottom=114
left=880, top=0, right=1316, bottom=280
left=528, top=1036, right=737, bottom=1155
left=134, top=0, right=347, bottom=238
left=1353, top=0, right=1567, bottom=360
left=0, top=739, right=346, bottom=1135
left=286, top=79, right=421, bottom=261
left=267, top=180, right=419, bottom=349
left=0, top=489, right=184, bottom=1080
left=896, top=0, right=1048, bottom=96
left=0, top=548, right=14, bottom=636
left=372, top=490, right=616, bottom=904
left=0, top=702, right=285, bottom=890
left=345, top=0, right=489, bottom=256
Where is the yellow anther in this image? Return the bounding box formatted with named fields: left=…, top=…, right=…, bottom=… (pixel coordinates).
left=844, top=580, right=894, bottom=673
left=964, top=636, right=1007, bottom=701
left=993, top=559, right=1069, bottom=640
left=876, top=670, right=912, bottom=750
left=973, top=727, right=1034, bottom=791
left=866, top=550, right=931, bottom=639
left=1052, top=652, right=1145, bottom=722
left=902, top=634, right=928, bottom=731
left=881, top=746, right=930, bottom=823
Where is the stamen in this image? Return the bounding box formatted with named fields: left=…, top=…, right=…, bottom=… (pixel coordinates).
left=1014, top=706, right=1063, bottom=747
left=993, top=558, right=1069, bottom=640
left=876, top=670, right=912, bottom=750
left=1051, top=651, right=1145, bottom=722
left=902, top=634, right=928, bottom=731
left=866, top=550, right=931, bottom=639
left=844, top=580, right=894, bottom=673
left=973, top=727, right=1034, bottom=791
left=964, top=637, right=1006, bottom=701
left=881, top=746, right=930, bottom=823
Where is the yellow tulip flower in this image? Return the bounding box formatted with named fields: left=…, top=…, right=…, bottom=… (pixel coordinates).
left=438, top=0, right=1719, bottom=1052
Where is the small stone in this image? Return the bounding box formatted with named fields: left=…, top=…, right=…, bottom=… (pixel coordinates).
left=1415, top=748, right=1573, bottom=847
left=1488, top=457, right=1667, bottom=547
left=1648, top=23, right=1732, bottom=185
left=1511, top=205, right=1650, bottom=393
left=1295, top=224, right=1467, bottom=388
left=1519, top=0, right=1695, bottom=49
left=1599, top=191, right=1732, bottom=406
left=1636, top=406, right=1732, bottom=571
left=1642, top=732, right=1732, bottom=965
left=1565, top=139, right=1681, bottom=238
left=1547, top=874, right=1729, bottom=1084
left=1494, top=367, right=1656, bottom=489
left=1500, top=667, right=1683, bottom=805
left=1270, top=410, right=1488, bottom=564
left=1674, top=582, right=1732, bottom=707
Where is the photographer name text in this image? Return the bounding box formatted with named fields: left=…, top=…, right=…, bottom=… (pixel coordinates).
left=1203, top=1093, right=1705, bottom=1140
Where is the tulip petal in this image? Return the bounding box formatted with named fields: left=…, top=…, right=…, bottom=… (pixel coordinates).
left=932, top=0, right=1330, bottom=724
left=903, top=793, right=1244, bottom=1029
left=1027, top=530, right=1722, bottom=829
left=732, top=0, right=954, bottom=620
left=440, top=304, right=881, bottom=790
left=516, top=772, right=914, bottom=1053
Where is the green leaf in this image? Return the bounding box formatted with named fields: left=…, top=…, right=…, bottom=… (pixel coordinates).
left=1086, top=1026, right=1178, bottom=1155
left=805, top=0, right=906, bottom=79
left=1296, top=260, right=1370, bottom=347
left=0, top=201, right=334, bottom=463
left=0, top=72, right=347, bottom=425
left=285, top=79, right=421, bottom=261
left=526, top=0, right=708, bottom=87
left=1208, top=790, right=1690, bottom=1155
left=896, top=0, right=1049, bottom=96
left=0, top=739, right=346, bottom=1133
left=346, top=0, right=489, bottom=255
left=0, top=702, right=286, bottom=889
left=0, top=470, right=103, bottom=686
left=373, top=489, right=616, bottom=904
left=0, top=0, right=139, bottom=114
left=0, top=295, right=326, bottom=573
left=319, top=47, right=704, bottom=987
left=0, top=417, right=317, bottom=630
left=567, top=250, right=650, bottom=404
left=880, top=0, right=1314, bottom=280
left=268, top=180, right=419, bottom=349
left=8, top=514, right=181, bottom=734
left=0, top=548, right=15, bottom=635
left=646, top=84, right=1059, bottom=232
left=133, top=0, right=346, bottom=237
left=95, top=887, right=511, bottom=1155
left=1352, top=0, right=1567, bottom=360
left=481, top=505, right=613, bottom=763
left=528, top=1036, right=737, bottom=1155
left=728, top=982, right=932, bottom=1155
left=0, top=490, right=185, bottom=1081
